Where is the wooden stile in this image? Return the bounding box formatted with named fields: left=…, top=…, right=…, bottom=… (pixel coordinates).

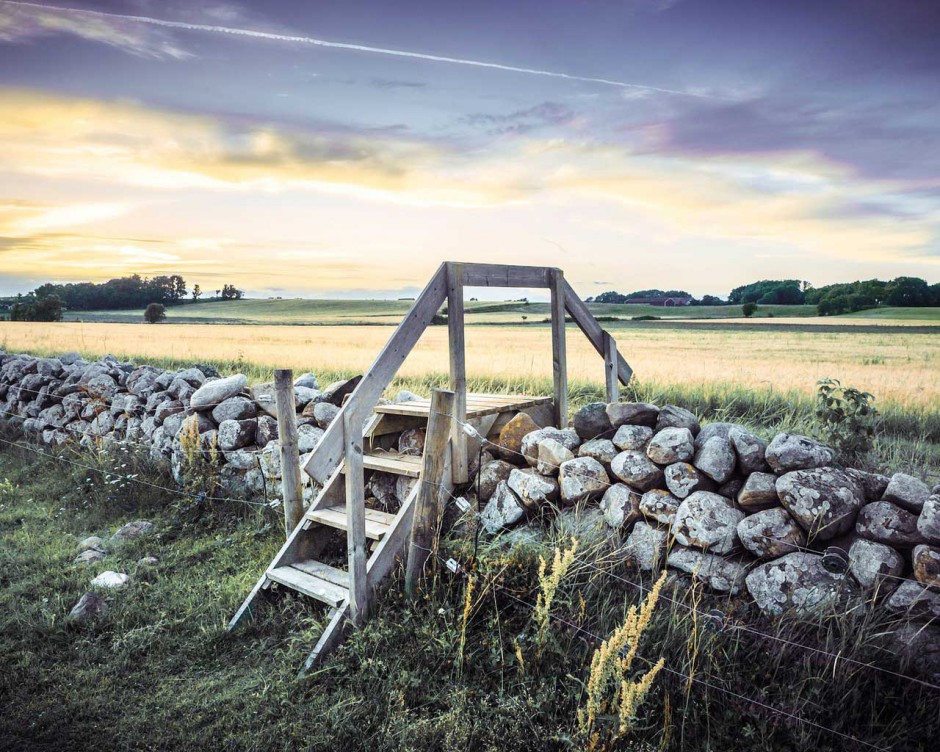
left=274, top=369, right=304, bottom=536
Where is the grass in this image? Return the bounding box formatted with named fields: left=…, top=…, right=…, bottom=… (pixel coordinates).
left=0, top=437, right=937, bottom=751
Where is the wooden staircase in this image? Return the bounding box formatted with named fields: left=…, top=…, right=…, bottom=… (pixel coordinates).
left=226, top=262, right=632, bottom=672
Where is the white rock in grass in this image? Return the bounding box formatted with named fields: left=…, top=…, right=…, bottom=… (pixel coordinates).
left=91, top=571, right=130, bottom=590
left=480, top=481, right=525, bottom=534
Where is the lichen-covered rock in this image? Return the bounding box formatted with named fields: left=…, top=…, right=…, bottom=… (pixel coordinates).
left=845, top=469, right=890, bottom=502
left=109, top=520, right=154, bottom=545
left=729, top=426, right=769, bottom=474
left=296, top=423, right=324, bottom=453
left=692, top=422, right=736, bottom=450
left=211, top=396, right=257, bottom=424
left=73, top=549, right=106, bottom=565
left=91, top=570, right=130, bottom=590
left=577, top=438, right=618, bottom=469
left=664, top=462, right=715, bottom=499
left=536, top=438, right=574, bottom=475
left=521, top=427, right=581, bottom=467
left=655, top=404, right=700, bottom=436
left=639, top=489, right=680, bottom=526
left=612, top=424, right=653, bottom=451
left=776, top=467, right=864, bottom=541
left=312, top=401, right=340, bottom=429
left=737, top=507, right=806, bottom=559
left=745, top=552, right=844, bottom=618
left=918, top=495, right=940, bottom=544
left=912, top=544, right=940, bottom=588
left=885, top=581, right=940, bottom=621
left=480, top=481, right=525, bottom=533
left=479, top=459, right=515, bottom=502
left=191, top=374, right=247, bottom=411
left=77, top=535, right=106, bottom=554
left=623, top=520, right=669, bottom=571
left=693, top=436, right=736, bottom=484
left=600, top=483, right=641, bottom=529
left=606, top=401, right=659, bottom=429
left=882, top=473, right=931, bottom=513
left=737, top=471, right=779, bottom=511
left=666, top=547, right=748, bottom=594
left=610, top=451, right=664, bottom=492
left=671, top=491, right=743, bottom=554
left=398, top=427, right=426, bottom=456
left=218, top=419, right=257, bottom=451
left=573, top=402, right=614, bottom=440
left=559, top=456, right=610, bottom=504
left=856, top=501, right=925, bottom=548
left=765, top=433, right=834, bottom=473
left=68, top=592, right=109, bottom=622
left=498, top=412, right=541, bottom=460
left=848, top=539, right=904, bottom=591
left=508, top=468, right=559, bottom=509
left=646, top=427, right=694, bottom=465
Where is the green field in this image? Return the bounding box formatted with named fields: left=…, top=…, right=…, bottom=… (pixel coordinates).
left=841, top=306, right=940, bottom=320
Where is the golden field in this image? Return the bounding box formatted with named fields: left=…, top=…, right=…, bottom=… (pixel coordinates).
left=1, top=321, right=937, bottom=411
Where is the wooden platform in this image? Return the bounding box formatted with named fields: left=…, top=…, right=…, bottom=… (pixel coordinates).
left=373, top=393, right=552, bottom=419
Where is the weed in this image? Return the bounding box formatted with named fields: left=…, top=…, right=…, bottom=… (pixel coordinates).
left=814, top=378, right=879, bottom=462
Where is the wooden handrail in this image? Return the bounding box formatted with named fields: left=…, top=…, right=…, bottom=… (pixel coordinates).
left=562, top=278, right=634, bottom=385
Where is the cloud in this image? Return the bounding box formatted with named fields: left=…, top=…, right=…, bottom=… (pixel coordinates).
left=464, top=102, right=576, bottom=135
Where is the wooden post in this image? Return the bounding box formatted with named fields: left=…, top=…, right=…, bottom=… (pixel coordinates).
left=549, top=269, right=568, bottom=428
left=406, top=388, right=455, bottom=597
left=274, top=369, right=304, bottom=537
left=343, top=408, right=368, bottom=626
left=603, top=331, right=619, bottom=403
left=447, top=263, right=468, bottom=485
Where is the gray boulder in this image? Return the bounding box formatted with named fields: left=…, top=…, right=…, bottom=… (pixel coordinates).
left=312, top=401, right=340, bottom=429
left=737, top=507, right=806, bottom=559
left=293, top=372, right=319, bottom=390
left=211, top=396, right=257, bottom=424
left=521, top=427, right=580, bottom=467
left=577, top=438, right=618, bottom=469
left=729, top=426, right=768, bottom=474
left=68, top=592, right=109, bottom=622
left=190, top=374, right=247, bottom=410
left=664, top=462, right=715, bottom=499
left=612, top=424, right=653, bottom=451
left=646, top=427, right=694, bottom=465
left=480, top=481, right=525, bottom=533
left=737, top=471, right=779, bottom=511
left=606, top=401, right=659, bottom=429
left=848, top=538, right=904, bottom=591
left=573, top=402, right=614, bottom=440
left=882, top=473, right=931, bottom=513
left=846, top=469, right=890, bottom=502
left=776, top=467, right=864, bottom=541
left=667, top=547, right=748, bottom=594
left=623, top=520, right=669, bottom=571
left=508, top=468, right=559, bottom=509
left=109, top=520, right=154, bottom=546
left=918, top=495, right=940, bottom=544
left=600, top=483, right=641, bottom=529
left=297, top=423, right=324, bottom=453
left=671, top=491, right=743, bottom=554
left=610, top=451, right=664, bottom=492
left=255, top=415, right=278, bottom=447
left=745, top=552, right=844, bottom=618
left=73, top=549, right=106, bottom=565
left=218, top=419, right=256, bottom=451
left=885, top=581, right=940, bottom=621
left=639, top=489, right=681, bottom=526
left=558, top=457, right=610, bottom=504
left=479, top=459, right=514, bottom=502
left=765, top=433, right=834, bottom=473
left=655, top=404, right=700, bottom=436
left=536, top=438, right=574, bottom=476
left=693, top=436, right=736, bottom=484
left=856, top=501, right=924, bottom=548
left=692, top=422, right=736, bottom=450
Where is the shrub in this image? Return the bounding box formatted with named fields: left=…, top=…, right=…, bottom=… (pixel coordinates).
left=144, top=302, right=166, bottom=324
left=814, top=378, right=879, bottom=461
left=741, top=302, right=758, bottom=317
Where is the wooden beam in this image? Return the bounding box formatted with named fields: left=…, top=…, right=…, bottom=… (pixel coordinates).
left=405, top=389, right=455, bottom=597
left=461, top=263, right=553, bottom=288
left=603, top=331, right=619, bottom=403
left=447, top=263, right=469, bottom=484
left=549, top=269, right=568, bottom=428
left=304, top=263, right=449, bottom=484
left=343, top=408, right=368, bottom=626
left=562, top=278, right=633, bottom=384
left=274, top=369, right=304, bottom=536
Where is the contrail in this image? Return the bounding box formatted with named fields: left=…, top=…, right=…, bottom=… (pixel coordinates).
left=2, top=0, right=717, bottom=99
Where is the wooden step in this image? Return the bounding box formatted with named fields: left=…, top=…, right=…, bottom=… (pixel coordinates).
left=305, top=505, right=396, bottom=540
left=360, top=449, right=422, bottom=478
left=267, top=564, right=349, bottom=608
left=373, top=393, right=552, bottom=419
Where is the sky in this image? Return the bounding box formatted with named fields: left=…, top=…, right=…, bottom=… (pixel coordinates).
left=0, top=0, right=938, bottom=300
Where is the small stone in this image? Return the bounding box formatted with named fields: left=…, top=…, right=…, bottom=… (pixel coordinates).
left=536, top=438, right=574, bottom=476
left=666, top=547, right=748, bottom=594
left=312, top=402, right=340, bottom=430
left=737, top=472, right=779, bottom=511
left=918, top=495, right=940, bottom=544
left=508, top=468, right=559, bottom=509
left=856, top=501, right=925, bottom=548
left=639, top=489, right=680, bottom=526
left=600, top=483, right=641, bottom=529
left=577, top=438, right=618, bottom=469
left=480, top=481, right=525, bottom=533
left=912, top=544, right=940, bottom=588
left=68, top=592, right=108, bottom=622
left=190, top=374, right=248, bottom=411
left=611, top=450, right=664, bottom=492
left=765, top=433, right=834, bottom=473
left=605, top=401, right=659, bottom=429
left=623, top=520, right=669, bottom=571
left=646, top=427, right=694, bottom=465
left=612, top=424, right=653, bottom=451
left=692, top=436, right=736, bottom=483
left=672, top=491, right=743, bottom=554
left=848, top=539, right=904, bottom=591
left=885, top=581, right=940, bottom=620
left=73, top=549, right=106, bottom=565
left=137, top=556, right=159, bottom=566
left=776, top=468, right=864, bottom=541
left=655, top=405, right=700, bottom=436
left=498, top=412, right=541, bottom=460
left=90, top=571, right=130, bottom=589
left=76, top=535, right=106, bottom=553
left=737, top=507, right=807, bottom=559
left=728, top=426, right=769, bottom=474
left=574, top=402, right=614, bottom=440
left=745, top=552, right=844, bottom=618
left=109, top=520, right=154, bottom=545
left=559, top=457, right=610, bottom=504
left=293, top=372, right=319, bottom=390
left=479, top=460, right=514, bottom=502
left=882, top=473, right=932, bottom=514
left=664, top=462, right=715, bottom=499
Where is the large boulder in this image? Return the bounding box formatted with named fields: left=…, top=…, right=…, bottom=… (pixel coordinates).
left=573, top=402, right=614, bottom=440
left=776, top=467, right=864, bottom=541
left=912, top=545, right=940, bottom=588
left=746, top=552, right=844, bottom=618
left=737, top=472, right=779, bottom=511
left=610, top=451, right=663, bottom=492
left=612, top=424, right=653, bottom=451
left=498, top=412, right=541, bottom=460
left=218, top=419, right=257, bottom=451
left=692, top=436, right=736, bottom=484
left=479, top=459, right=514, bottom=502
left=297, top=423, right=324, bottom=453
left=558, top=457, right=609, bottom=504
left=918, top=495, right=940, bottom=543
left=623, top=520, right=669, bottom=571
left=655, top=404, right=700, bottom=436
left=536, top=438, right=574, bottom=476
left=765, top=433, right=834, bottom=473
left=646, top=427, right=694, bottom=465
left=664, top=462, right=715, bottom=499
left=190, top=374, right=248, bottom=411
left=666, top=547, right=748, bottom=594
left=856, top=501, right=925, bottom=548
left=729, top=426, right=768, bottom=474
left=577, top=438, right=618, bottom=469
left=882, top=473, right=931, bottom=514
left=521, top=427, right=580, bottom=467
left=508, top=468, right=559, bottom=510
left=605, top=402, right=659, bottom=429
left=671, top=491, right=743, bottom=554
left=480, top=481, right=525, bottom=534
left=885, top=581, right=940, bottom=621
left=211, top=396, right=257, bottom=424
left=692, top=422, right=736, bottom=450
left=639, top=489, right=680, bottom=526
left=737, top=507, right=806, bottom=559
left=848, top=539, right=904, bottom=592
left=599, top=483, right=641, bottom=530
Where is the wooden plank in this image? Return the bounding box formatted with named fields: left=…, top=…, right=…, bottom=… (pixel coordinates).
left=226, top=572, right=270, bottom=631
left=290, top=560, right=351, bottom=588
left=549, top=269, right=568, bottom=428
left=460, top=263, right=554, bottom=288
left=274, top=369, right=304, bottom=536
left=306, top=505, right=395, bottom=539
left=344, top=409, right=368, bottom=626
left=298, top=601, right=351, bottom=677
left=406, top=389, right=455, bottom=597
left=367, top=483, right=418, bottom=589
left=373, top=395, right=552, bottom=419
left=447, top=263, right=469, bottom=484
left=361, top=451, right=422, bottom=478
left=367, top=413, right=427, bottom=438
left=303, top=263, right=449, bottom=484
left=603, top=330, right=619, bottom=403
left=562, top=278, right=633, bottom=384
left=267, top=566, right=348, bottom=608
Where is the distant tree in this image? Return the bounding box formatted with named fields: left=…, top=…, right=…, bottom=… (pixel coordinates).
left=144, top=302, right=166, bottom=324
left=192, top=284, right=202, bottom=301
left=729, top=280, right=805, bottom=305
left=694, top=295, right=725, bottom=306
left=885, top=276, right=930, bottom=307
left=220, top=284, right=243, bottom=300
left=742, top=302, right=758, bottom=318
left=30, top=295, right=64, bottom=322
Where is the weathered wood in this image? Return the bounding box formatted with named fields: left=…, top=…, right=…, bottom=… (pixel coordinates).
left=274, top=369, right=304, bottom=536
left=366, top=483, right=418, bottom=589
left=603, top=330, right=619, bottom=402
left=362, top=450, right=423, bottom=478
left=549, top=269, right=568, bottom=428
left=562, top=278, right=633, bottom=384
left=343, top=409, right=368, bottom=626
left=373, top=393, right=552, bottom=418
left=307, top=505, right=395, bottom=540
left=298, top=601, right=351, bottom=677
left=406, top=389, right=455, bottom=597
left=448, top=263, right=469, bottom=484
left=267, top=566, right=348, bottom=608
left=460, top=263, right=553, bottom=288
left=303, top=264, right=449, bottom=484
